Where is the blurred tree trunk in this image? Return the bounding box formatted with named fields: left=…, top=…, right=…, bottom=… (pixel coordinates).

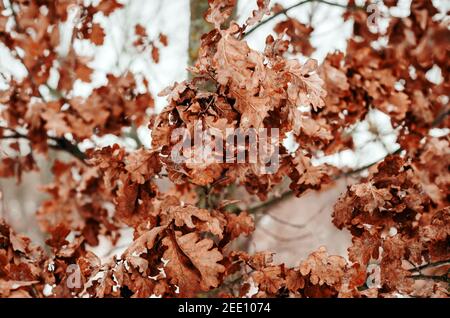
left=188, top=0, right=213, bottom=66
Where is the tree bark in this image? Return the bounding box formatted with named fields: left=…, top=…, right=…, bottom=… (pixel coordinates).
left=188, top=0, right=213, bottom=66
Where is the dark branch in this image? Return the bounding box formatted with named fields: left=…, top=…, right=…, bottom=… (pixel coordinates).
left=431, top=104, right=449, bottom=127
left=0, top=126, right=87, bottom=162
left=244, top=0, right=312, bottom=38
left=267, top=213, right=306, bottom=229
left=49, top=137, right=88, bottom=162
left=247, top=190, right=294, bottom=214
left=246, top=148, right=401, bottom=214
left=259, top=226, right=310, bottom=242
left=335, top=148, right=402, bottom=179
left=409, top=260, right=450, bottom=273
left=411, top=274, right=449, bottom=283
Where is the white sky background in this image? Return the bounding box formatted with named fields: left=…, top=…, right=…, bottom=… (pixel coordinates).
left=0, top=0, right=448, bottom=167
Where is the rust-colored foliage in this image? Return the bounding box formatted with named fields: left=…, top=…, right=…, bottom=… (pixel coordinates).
left=0, top=0, right=448, bottom=298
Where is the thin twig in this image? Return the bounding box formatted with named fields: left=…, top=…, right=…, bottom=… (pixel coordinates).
left=267, top=213, right=306, bottom=229
left=0, top=134, right=27, bottom=140
left=246, top=148, right=400, bottom=215
left=259, top=226, right=310, bottom=242
left=335, top=148, right=402, bottom=179
left=244, top=0, right=312, bottom=37
left=247, top=102, right=447, bottom=213
left=247, top=190, right=294, bottom=214
left=5, top=2, right=87, bottom=163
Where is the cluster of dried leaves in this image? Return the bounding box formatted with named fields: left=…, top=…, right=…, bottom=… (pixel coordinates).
left=0, top=0, right=448, bottom=298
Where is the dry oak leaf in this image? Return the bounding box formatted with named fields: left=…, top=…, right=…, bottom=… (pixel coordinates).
left=162, top=205, right=224, bottom=239
left=246, top=0, right=270, bottom=27
left=292, top=154, right=330, bottom=186
left=225, top=211, right=255, bottom=241
left=273, top=18, right=314, bottom=56
left=380, top=236, right=414, bottom=292
left=299, top=246, right=347, bottom=286
left=379, top=92, right=410, bottom=121
left=78, top=251, right=101, bottom=275
left=162, top=233, right=202, bottom=297
left=420, top=207, right=450, bottom=243
left=45, top=224, right=70, bottom=250
left=92, top=267, right=120, bottom=298
left=214, top=29, right=253, bottom=87
left=252, top=265, right=285, bottom=295
left=348, top=231, right=381, bottom=267
left=233, top=251, right=275, bottom=271
left=205, top=0, right=237, bottom=28
left=151, top=45, right=160, bottom=63
left=70, top=97, right=109, bottom=126
left=41, top=107, right=71, bottom=137
left=285, top=268, right=305, bottom=293
left=89, top=23, right=105, bottom=46
left=122, top=226, right=166, bottom=273
left=125, top=148, right=161, bottom=184
left=186, top=162, right=224, bottom=186
left=162, top=231, right=225, bottom=296
left=159, top=33, right=168, bottom=46
left=351, top=182, right=392, bottom=213
left=300, top=116, right=333, bottom=141
left=75, top=63, right=93, bottom=83
left=115, top=177, right=158, bottom=228
left=287, top=106, right=303, bottom=135
left=89, top=144, right=126, bottom=190
left=320, top=58, right=350, bottom=94
left=9, top=232, right=31, bottom=254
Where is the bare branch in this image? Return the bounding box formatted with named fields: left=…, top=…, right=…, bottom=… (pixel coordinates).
left=243, top=0, right=365, bottom=38
left=0, top=126, right=87, bottom=162
left=247, top=190, right=294, bottom=214
left=411, top=274, right=449, bottom=283
left=409, top=260, right=450, bottom=273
